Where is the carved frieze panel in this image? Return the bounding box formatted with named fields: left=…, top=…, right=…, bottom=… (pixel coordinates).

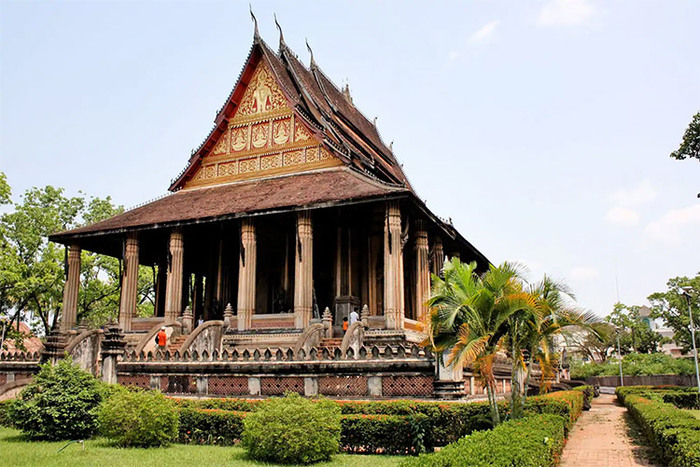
left=211, top=129, right=230, bottom=155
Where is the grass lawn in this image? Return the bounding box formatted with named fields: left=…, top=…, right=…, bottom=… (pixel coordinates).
left=0, top=427, right=406, bottom=467
left=687, top=410, right=700, bottom=420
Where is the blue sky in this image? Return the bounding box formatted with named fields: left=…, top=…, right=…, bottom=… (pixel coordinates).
left=1, top=1, right=698, bottom=318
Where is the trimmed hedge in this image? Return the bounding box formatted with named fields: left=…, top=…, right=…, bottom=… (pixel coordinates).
left=171, top=391, right=584, bottom=455
left=662, top=392, right=700, bottom=410
left=341, top=413, right=430, bottom=455
left=524, top=390, right=583, bottom=432
left=178, top=408, right=246, bottom=445
left=400, top=414, right=566, bottom=467
left=618, top=390, right=700, bottom=467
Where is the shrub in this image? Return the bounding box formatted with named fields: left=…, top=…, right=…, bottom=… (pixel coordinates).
left=242, top=393, right=341, bottom=464
left=401, top=414, right=566, bottom=467
left=0, top=400, right=14, bottom=427
left=572, top=353, right=696, bottom=379
left=10, top=359, right=105, bottom=440
left=341, top=413, right=429, bottom=455
left=99, top=389, right=179, bottom=447
left=621, top=394, right=700, bottom=466
left=178, top=408, right=246, bottom=445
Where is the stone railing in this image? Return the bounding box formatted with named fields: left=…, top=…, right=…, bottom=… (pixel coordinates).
left=121, top=343, right=432, bottom=363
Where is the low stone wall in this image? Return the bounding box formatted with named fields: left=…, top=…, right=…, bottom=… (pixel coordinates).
left=586, top=374, right=698, bottom=387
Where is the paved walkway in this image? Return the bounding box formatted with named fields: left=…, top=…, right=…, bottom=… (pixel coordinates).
left=560, top=393, right=657, bottom=467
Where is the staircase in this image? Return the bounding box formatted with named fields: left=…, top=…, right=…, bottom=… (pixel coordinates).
left=318, top=338, right=342, bottom=351
left=166, top=335, right=188, bottom=354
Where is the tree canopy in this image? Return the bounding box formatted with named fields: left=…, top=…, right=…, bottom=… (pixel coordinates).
left=670, top=112, right=700, bottom=161
left=0, top=173, right=155, bottom=339
left=648, top=272, right=700, bottom=353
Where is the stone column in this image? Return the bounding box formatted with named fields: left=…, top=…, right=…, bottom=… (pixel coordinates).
left=414, top=226, right=430, bottom=322
left=164, top=229, right=184, bottom=323
left=61, top=244, right=81, bottom=331
left=432, top=237, right=444, bottom=276
left=294, top=211, right=313, bottom=329
left=237, top=219, right=256, bottom=331
left=383, top=202, right=404, bottom=330
left=118, top=233, right=139, bottom=332
left=100, top=325, right=126, bottom=384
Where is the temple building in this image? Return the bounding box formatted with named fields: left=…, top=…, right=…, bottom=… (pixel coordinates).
left=1, top=25, right=498, bottom=400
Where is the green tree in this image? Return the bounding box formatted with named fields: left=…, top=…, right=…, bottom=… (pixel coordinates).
left=670, top=112, right=700, bottom=161
left=427, top=259, right=528, bottom=426
left=0, top=176, right=155, bottom=335
left=648, top=273, right=700, bottom=353
left=606, top=303, right=664, bottom=354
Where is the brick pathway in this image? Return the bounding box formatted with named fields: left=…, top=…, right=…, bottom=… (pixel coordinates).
left=560, top=393, right=657, bottom=467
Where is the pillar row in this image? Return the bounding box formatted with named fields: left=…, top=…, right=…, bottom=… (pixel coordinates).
left=237, top=219, right=256, bottom=331
left=60, top=244, right=81, bottom=332
left=294, top=211, right=313, bottom=329
left=118, top=233, right=139, bottom=332
left=164, top=229, right=184, bottom=322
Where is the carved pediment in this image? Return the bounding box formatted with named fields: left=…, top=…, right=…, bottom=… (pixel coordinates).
left=184, top=60, right=340, bottom=189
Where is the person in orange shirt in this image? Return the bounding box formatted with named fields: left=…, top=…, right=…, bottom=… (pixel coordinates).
left=342, top=317, right=348, bottom=334
left=156, top=326, right=167, bottom=349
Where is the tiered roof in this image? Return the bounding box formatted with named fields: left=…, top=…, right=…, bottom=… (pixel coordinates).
left=168, top=32, right=411, bottom=191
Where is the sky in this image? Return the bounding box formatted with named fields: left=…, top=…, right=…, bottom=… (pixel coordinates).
left=1, top=0, right=698, bottom=319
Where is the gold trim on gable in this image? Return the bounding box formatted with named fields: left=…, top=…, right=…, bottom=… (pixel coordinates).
left=183, top=60, right=339, bottom=190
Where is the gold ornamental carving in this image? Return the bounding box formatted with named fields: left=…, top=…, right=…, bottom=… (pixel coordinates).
left=183, top=60, right=341, bottom=189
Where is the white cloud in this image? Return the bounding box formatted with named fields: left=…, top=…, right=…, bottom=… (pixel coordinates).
left=610, top=180, right=657, bottom=207
left=644, top=204, right=700, bottom=245
left=569, top=266, right=599, bottom=281
left=469, top=20, right=500, bottom=44
left=605, top=180, right=657, bottom=227
left=538, top=0, right=594, bottom=26
left=605, top=206, right=640, bottom=226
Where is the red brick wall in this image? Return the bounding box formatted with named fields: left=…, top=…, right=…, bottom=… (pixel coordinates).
left=261, top=377, right=304, bottom=395
left=382, top=375, right=433, bottom=397
left=209, top=376, right=249, bottom=396
left=319, top=376, right=368, bottom=396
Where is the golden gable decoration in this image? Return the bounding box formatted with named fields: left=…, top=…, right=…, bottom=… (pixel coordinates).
left=183, top=60, right=341, bottom=189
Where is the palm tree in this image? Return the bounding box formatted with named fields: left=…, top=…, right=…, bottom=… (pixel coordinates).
left=426, top=259, right=528, bottom=426
left=517, top=277, right=598, bottom=399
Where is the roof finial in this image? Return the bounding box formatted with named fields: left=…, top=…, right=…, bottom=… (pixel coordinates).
left=249, top=4, right=260, bottom=40
left=389, top=141, right=393, bottom=152
left=305, top=38, right=317, bottom=69
left=274, top=13, right=285, bottom=48
left=373, top=116, right=378, bottom=126
left=342, top=81, right=353, bottom=104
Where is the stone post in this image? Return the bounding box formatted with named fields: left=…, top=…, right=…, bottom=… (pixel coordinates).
left=118, top=233, right=139, bottom=332
left=237, top=219, right=256, bottom=331
left=294, top=211, right=313, bottom=329
left=383, top=202, right=404, bottom=329
left=360, top=304, right=370, bottom=328
left=433, top=350, right=466, bottom=399
left=223, top=303, right=234, bottom=329
left=181, top=306, right=193, bottom=334
left=40, top=329, right=69, bottom=365
left=164, top=229, right=184, bottom=323
left=322, top=307, right=333, bottom=338
left=100, top=325, right=126, bottom=384
left=60, top=244, right=81, bottom=332
left=415, top=226, right=430, bottom=322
